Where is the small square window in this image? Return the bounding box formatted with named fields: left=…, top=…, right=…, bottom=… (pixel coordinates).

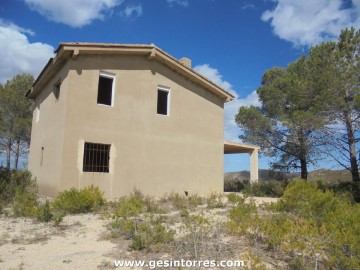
left=97, top=73, right=114, bottom=106
left=83, top=142, right=111, bottom=173
left=157, top=88, right=170, bottom=115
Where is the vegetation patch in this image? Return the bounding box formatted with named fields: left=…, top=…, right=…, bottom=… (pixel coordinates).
left=243, top=180, right=286, bottom=198
left=52, top=185, right=105, bottom=214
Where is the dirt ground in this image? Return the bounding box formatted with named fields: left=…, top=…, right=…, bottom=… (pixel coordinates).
left=0, top=197, right=280, bottom=270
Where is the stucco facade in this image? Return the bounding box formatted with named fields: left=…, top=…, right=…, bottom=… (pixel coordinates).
left=27, top=43, right=257, bottom=198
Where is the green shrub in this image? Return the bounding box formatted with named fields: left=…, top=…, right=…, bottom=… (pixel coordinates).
left=131, top=217, right=174, bottom=251
left=224, top=178, right=247, bottom=192
left=36, top=200, right=53, bottom=222
left=269, top=180, right=360, bottom=268
left=228, top=196, right=259, bottom=236
left=52, top=210, right=65, bottom=226
left=1, top=170, right=34, bottom=203
left=109, top=218, right=136, bottom=239
left=113, top=190, right=164, bottom=218
left=164, top=192, right=188, bottom=210
left=206, top=192, right=225, bottom=208
left=187, top=194, right=204, bottom=208
left=333, top=181, right=360, bottom=203
left=52, top=185, right=105, bottom=214
left=109, top=216, right=174, bottom=251
left=275, top=180, right=342, bottom=222
left=227, top=193, right=244, bottom=204
left=114, top=195, right=144, bottom=218
left=13, top=175, right=38, bottom=217
left=243, top=180, right=286, bottom=198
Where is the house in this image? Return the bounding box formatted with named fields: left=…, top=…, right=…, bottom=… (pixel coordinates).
left=26, top=43, right=258, bottom=198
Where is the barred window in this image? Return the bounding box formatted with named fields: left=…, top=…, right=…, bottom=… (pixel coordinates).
left=83, top=142, right=111, bottom=173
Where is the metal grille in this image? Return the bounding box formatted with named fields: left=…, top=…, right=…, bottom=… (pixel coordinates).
left=83, top=142, right=110, bottom=173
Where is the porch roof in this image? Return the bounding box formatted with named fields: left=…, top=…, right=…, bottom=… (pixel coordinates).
left=224, top=141, right=259, bottom=154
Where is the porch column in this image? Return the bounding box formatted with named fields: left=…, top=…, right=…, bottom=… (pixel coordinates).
left=250, top=148, right=258, bottom=182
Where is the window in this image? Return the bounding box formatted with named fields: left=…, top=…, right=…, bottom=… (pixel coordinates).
left=53, top=80, right=61, bottom=101
left=83, top=142, right=111, bottom=173
left=97, top=73, right=115, bottom=106
left=157, top=87, right=170, bottom=115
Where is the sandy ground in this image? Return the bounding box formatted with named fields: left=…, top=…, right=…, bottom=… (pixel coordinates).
left=0, top=197, right=279, bottom=270
left=0, top=214, right=117, bottom=270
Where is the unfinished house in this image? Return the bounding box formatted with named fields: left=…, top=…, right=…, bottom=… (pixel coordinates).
left=26, top=43, right=258, bottom=198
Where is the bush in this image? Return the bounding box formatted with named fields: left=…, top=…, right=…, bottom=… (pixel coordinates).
left=243, top=180, right=286, bottom=198
left=52, top=185, right=105, bottom=214
left=206, top=192, right=225, bottom=208
left=109, top=216, right=174, bottom=251
left=113, top=189, right=166, bottom=218
left=275, top=180, right=342, bottom=222
left=12, top=173, right=39, bottom=217
left=227, top=193, right=244, bottom=204
left=333, top=181, right=360, bottom=203
left=188, top=194, right=204, bottom=208
left=163, top=192, right=188, bottom=210
left=224, top=178, right=247, bottom=192
left=131, top=217, right=174, bottom=251
left=1, top=170, right=34, bottom=206
left=161, top=192, right=204, bottom=212
left=36, top=200, right=53, bottom=222
left=267, top=180, right=360, bottom=268
left=228, top=196, right=259, bottom=236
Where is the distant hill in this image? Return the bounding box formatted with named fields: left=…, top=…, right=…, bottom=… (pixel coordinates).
left=225, top=169, right=352, bottom=185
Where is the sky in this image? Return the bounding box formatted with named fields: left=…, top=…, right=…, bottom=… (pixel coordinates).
left=0, top=0, right=360, bottom=172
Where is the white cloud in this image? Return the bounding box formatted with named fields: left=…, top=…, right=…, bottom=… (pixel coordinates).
left=262, top=0, right=360, bottom=47
left=123, top=4, right=143, bottom=17
left=194, top=64, right=237, bottom=98
left=23, top=0, right=123, bottom=27
left=224, top=91, right=260, bottom=142
left=194, top=64, right=260, bottom=142
left=167, top=0, right=189, bottom=7
left=242, top=4, right=255, bottom=10
left=0, top=20, right=54, bottom=83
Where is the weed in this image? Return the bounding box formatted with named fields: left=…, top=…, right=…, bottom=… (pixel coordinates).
left=52, top=185, right=105, bottom=214
left=131, top=216, right=174, bottom=251
left=206, top=192, right=225, bottom=208
left=243, top=180, right=286, bottom=198
left=227, top=193, right=244, bottom=204
left=244, top=251, right=266, bottom=270
left=114, top=196, right=144, bottom=218
left=164, top=193, right=188, bottom=211
left=13, top=176, right=38, bottom=217
left=187, top=194, right=204, bottom=208
left=109, top=215, right=174, bottom=251
left=36, top=200, right=53, bottom=222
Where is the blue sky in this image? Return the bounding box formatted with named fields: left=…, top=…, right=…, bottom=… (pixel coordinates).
left=0, top=0, right=359, bottom=172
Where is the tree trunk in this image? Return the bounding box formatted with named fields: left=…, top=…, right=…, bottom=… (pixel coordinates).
left=298, top=133, right=308, bottom=180
left=6, top=138, right=12, bottom=170
left=300, top=157, right=308, bottom=180
left=14, top=138, right=20, bottom=171
left=344, top=110, right=360, bottom=182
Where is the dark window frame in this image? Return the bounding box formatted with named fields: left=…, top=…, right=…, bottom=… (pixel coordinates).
left=97, top=72, right=115, bottom=106
left=157, top=87, right=170, bottom=116
left=83, top=142, right=111, bottom=173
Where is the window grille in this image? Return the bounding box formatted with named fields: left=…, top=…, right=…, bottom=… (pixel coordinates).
left=83, top=142, right=110, bottom=173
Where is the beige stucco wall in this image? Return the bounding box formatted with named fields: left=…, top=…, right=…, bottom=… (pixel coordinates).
left=28, top=63, right=70, bottom=196
left=29, top=54, right=224, bottom=198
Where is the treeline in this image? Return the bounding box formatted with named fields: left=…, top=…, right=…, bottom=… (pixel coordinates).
left=0, top=74, right=34, bottom=170
left=237, top=28, right=360, bottom=182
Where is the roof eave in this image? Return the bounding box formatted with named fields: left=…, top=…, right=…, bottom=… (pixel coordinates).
left=28, top=43, right=235, bottom=102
